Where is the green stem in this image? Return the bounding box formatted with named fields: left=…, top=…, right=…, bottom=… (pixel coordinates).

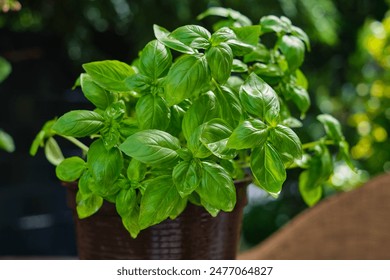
left=302, top=140, right=335, bottom=150
left=60, top=135, right=89, bottom=153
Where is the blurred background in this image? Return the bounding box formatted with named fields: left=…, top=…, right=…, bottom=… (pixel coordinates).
left=0, top=0, right=389, bottom=257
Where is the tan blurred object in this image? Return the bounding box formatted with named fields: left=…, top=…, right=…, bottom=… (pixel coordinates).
left=238, top=173, right=390, bottom=260
left=0, top=0, right=21, bottom=13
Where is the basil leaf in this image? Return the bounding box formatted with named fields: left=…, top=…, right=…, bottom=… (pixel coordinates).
left=135, top=94, right=170, bottom=130
left=182, top=91, right=219, bottom=141
left=187, top=124, right=213, bottom=159
left=290, top=85, right=310, bottom=117
left=214, top=86, right=242, bottom=128
left=82, top=60, right=135, bottom=92
left=78, top=170, right=93, bottom=196
left=197, top=7, right=252, bottom=27
left=55, top=156, right=86, bottom=182
left=0, top=56, right=11, bottom=83
left=153, top=24, right=196, bottom=54
left=119, top=130, right=181, bottom=167
left=279, top=35, right=305, bottom=71
left=227, top=119, right=269, bottom=149
left=138, top=40, right=172, bottom=81
left=173, top=160, right=201, bottom=197
left=339, top=141, right=355, bottom=171
left=317, top=114, right=344, bottom=142
left=139, top=175, right=183, bottom=229
left=269, top=124, right=302, bottom=165
left=170, top=25, right=211, bottom=49
left=251, top=63, right=283, bottom=85
left=299, top=171, right=323, bottom=207
left=76, top=190, right=103, bottom=219
left=196, top=161, right=236, bottom=212
left=166, top=104, right=185, bottom=137
left=291, top=26, right=311, bottom=51
left=44, top=137, right=64, bottom=166
left=127, top=158, right=147, bottom=183
left=231, top=26, right=260, bottom=48
left=125, top=73, right=152, bottom=93
left=239, top=73, right=280, bottom=124
left=80, top=74, right=114, bottom=110
left=244, top=44, right=271, bottom=63
left=116, top=188, right=140, bottom=238
left=299, top=143, right=333, bottom=206
left=164, top=54, right=211, bottom=106
left=199, top=119, right=236, bottom=159
left=232, top=59, right=248, bottom=73
left=169, top=198, right=188, bottom=219
left=251, top=143, right=286, bottom=194
left=206, top=42, right=233, bottom=84
left=210, top=27, right=236, bottom=45
left=52, top=110, right=105, bottom=137
left=260, top=15, right=290, bottom=34
left=87, top=139, right=123, bottom=191
left=0, top=129, right=14, bottom=153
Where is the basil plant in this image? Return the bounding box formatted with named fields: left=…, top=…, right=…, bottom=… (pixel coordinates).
left=31, top=8, right=353, bottom=238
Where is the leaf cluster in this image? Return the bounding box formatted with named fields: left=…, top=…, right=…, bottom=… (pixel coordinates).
left=30, top=7, right=354, bottom=237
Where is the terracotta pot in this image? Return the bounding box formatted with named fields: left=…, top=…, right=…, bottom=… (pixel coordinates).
left=66, top=178, right=250, bottom=260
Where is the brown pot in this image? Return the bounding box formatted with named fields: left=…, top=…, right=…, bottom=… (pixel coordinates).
left=66, top=178, right=249, bottom=260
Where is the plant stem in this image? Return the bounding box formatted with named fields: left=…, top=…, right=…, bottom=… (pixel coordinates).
left=60, top=135, right=89, bottom=153
left=302, top=139, right=335, bottom=150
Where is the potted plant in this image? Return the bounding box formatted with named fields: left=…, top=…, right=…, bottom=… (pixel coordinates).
left=30, top=7, right=353, bottom=259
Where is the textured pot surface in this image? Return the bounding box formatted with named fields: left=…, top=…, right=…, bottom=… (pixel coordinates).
left=66, top=179, right=249, bottom=260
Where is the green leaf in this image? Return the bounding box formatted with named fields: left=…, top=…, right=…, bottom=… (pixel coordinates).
left=227, top=119, right=269, bottom=149
left=164, top=54, right=211, bottom=106
left=153, top=24, right=196, bottom=54
left=279, top=35, right=305, bottom=71
left=124, top=73, right=152, bottom=93
left=52, top=110, right=105, bottom=137
left=116, top=188, right=140, bottom=238
left=210, top=27, right=236, bottom=45
left=199, top=119, right=237, bottom=159
left=251, top=143, right=286, bottom=194
left=76, top=190, right=103, bottom=219
left=339, top=141, right=355, bottom=171
left=30, top=119, right=57, bottom=156
left=170, top=25, right=211, bottom=49
left=232, top=59, right=248, bottom=73
left=100, top=121, right=121, bottom=150
left=299, top=171, right=322, bottom=207
left=166, top=104, right=185, bottom=137
left=206, top=43, right=233, bottom=84
left=173, top=160, right=201, bottom=197
left=44, top=137, right=64, bottom=166
left=291, top=26, right=311, bottom=51
left=231, top=25, right=261, bottom=46
left=197, top=7, right=252, bottom=26
left=139, top=175, right=183, bottom=229
left=135, top=94, right=170, bottom=130
left=290, top=85, right=310, bottom=117
left=244, top=44, right=271, bottom=63
left=239, top=73, right=280, bottom=124
left=269, top=124, right=302, bottom=165
left=214, top=86, right=242, bottom=128
left=119, top=130, right=181, bottom=167
left=87, top=139, right=123, bottom=192
left=317, top=114, right=344, bottom=142
left=187, top=125, right=213, bottom=159
left=196, top=161, right=236, bottom=212
left=80, top=74, right=114, bottom=110
left=0, top=129, right=15, bottom=153
left=139, top=40, right=172, bottom=81
left=251, top=63, right=283, bottom=85
left=0, top=56, right=12, bottom=83
left=82, top=60, right=135, bottom=92
left=299, top=143, right=333, bottom=206
left=182, top=91, right=219, bottom=141
left=55, top=156, right=86, bottom=182
left=260, top=15, right=291, bottom=34
left=127, top=158, right=147, bottom=183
